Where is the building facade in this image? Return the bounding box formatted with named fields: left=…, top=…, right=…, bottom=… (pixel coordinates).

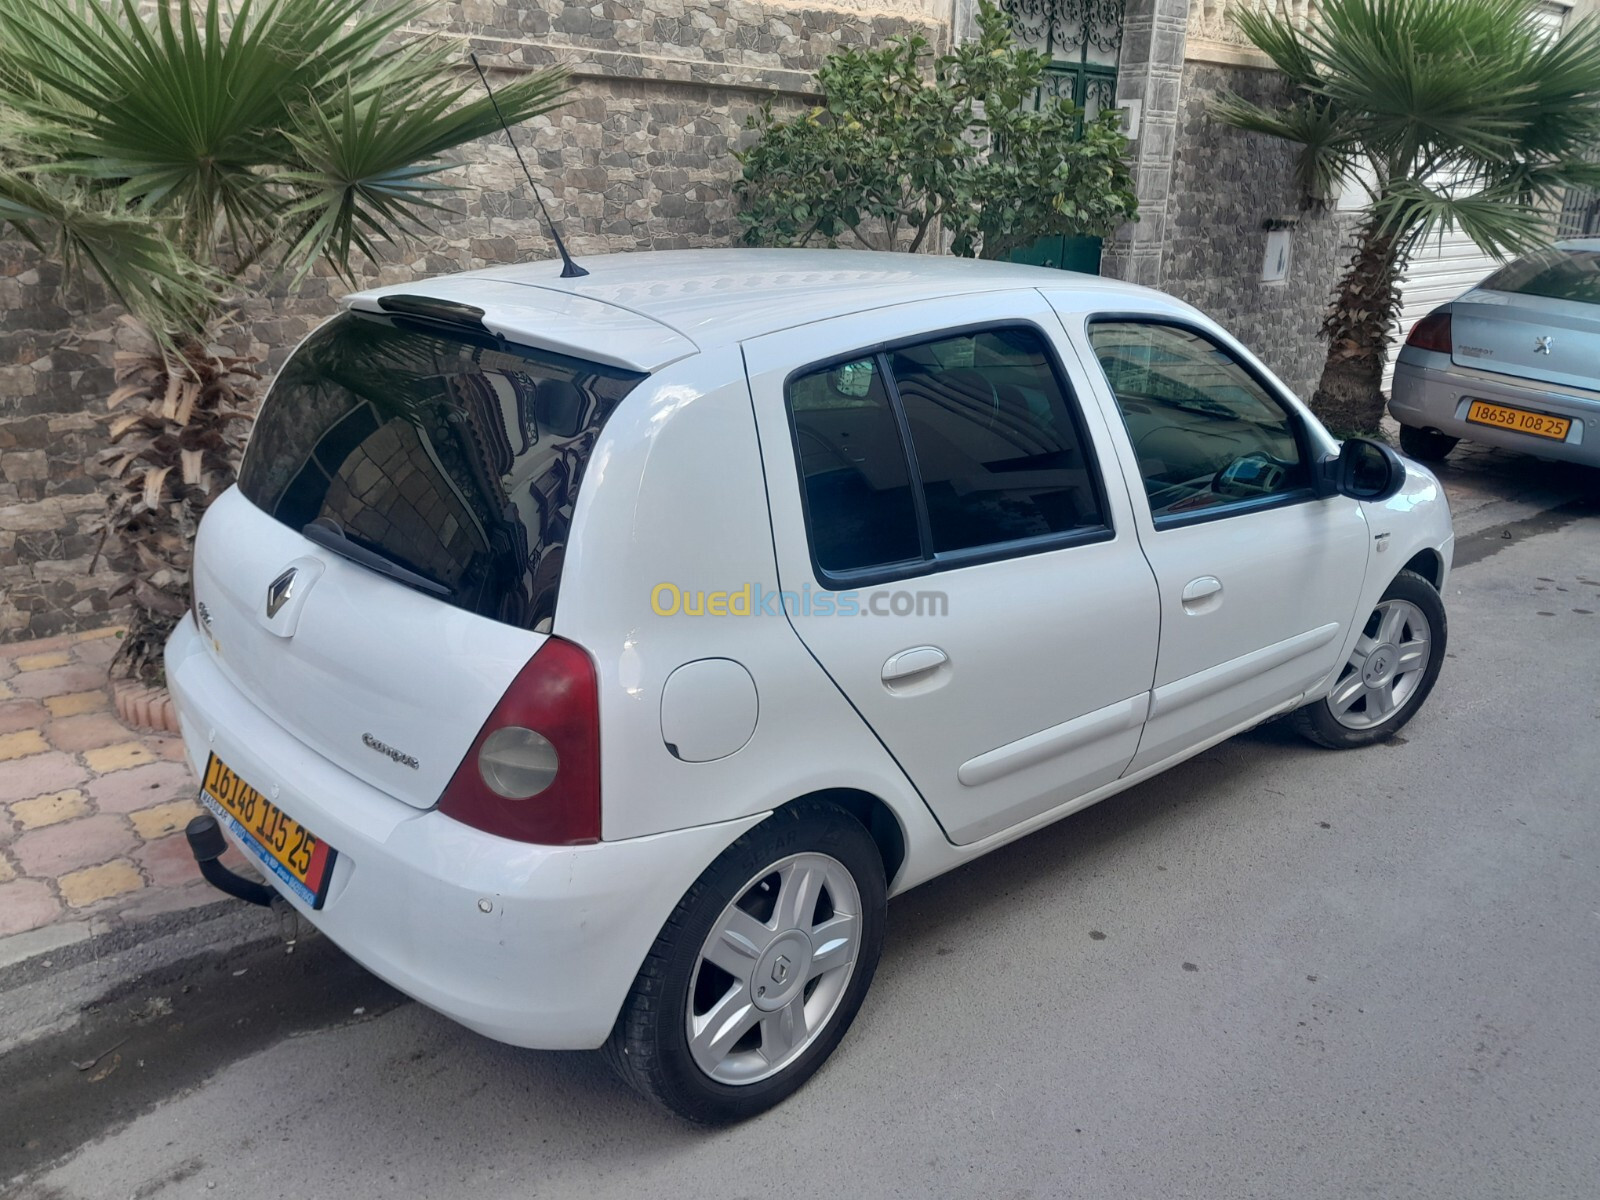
left=3, top=0, right=1359, bottom=641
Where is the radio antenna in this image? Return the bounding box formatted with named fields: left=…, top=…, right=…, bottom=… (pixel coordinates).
left=470, top=53, right=588, bottom=279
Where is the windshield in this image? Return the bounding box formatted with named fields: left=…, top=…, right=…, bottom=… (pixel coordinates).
left=237, top=311, right=645, bottom=630
left=1479, top=247, right=1600, bottom=305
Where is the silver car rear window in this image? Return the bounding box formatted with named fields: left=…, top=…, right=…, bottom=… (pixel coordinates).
left=237, top=311, right=645, bottom=629
left=1480, top=247, right=1600, bottom=305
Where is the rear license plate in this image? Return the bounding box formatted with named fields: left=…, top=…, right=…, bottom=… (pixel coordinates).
left=199, top=753, right=336, bottom=909
left=1464, top=399, right=1572, bottom=441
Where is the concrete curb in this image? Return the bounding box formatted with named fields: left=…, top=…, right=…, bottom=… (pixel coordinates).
left=0, top=895, right=243, bottom=991
left=0, top=893, right=289, bottom=1056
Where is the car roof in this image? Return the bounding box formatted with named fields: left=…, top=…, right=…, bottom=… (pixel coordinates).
left=343, top=248, right=1172, bottom=372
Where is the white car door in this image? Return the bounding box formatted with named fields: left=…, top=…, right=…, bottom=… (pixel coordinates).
left=743, top=292, right=1160, bottom=846
left=1054, top=308, right=1372, bottom=773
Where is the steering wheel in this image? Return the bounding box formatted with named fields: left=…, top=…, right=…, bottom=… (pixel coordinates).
left=1211, top=452, right=1287, bottom=497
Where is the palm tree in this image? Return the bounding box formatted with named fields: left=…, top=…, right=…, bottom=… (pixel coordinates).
left=0, top=0, right=568, bottom=680
left=1214, top=0, right=1600, bottom=433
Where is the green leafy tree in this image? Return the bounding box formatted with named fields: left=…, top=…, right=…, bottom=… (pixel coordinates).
left=734, top=0, right=1137, bottom=261
left=1214, top=0, right=1600, bottom=433
left=0, top=0, right=568, bottom=680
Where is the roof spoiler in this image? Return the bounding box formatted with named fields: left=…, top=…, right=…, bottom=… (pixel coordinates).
left=376, top=294, right=491, bottom=333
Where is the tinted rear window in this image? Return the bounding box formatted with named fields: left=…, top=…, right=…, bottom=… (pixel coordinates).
left=238, top=312, right=645, bottom=629
left=1480, top=247, right=1600, bottom=305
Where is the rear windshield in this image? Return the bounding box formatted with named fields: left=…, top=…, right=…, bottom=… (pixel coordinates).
left=1480, top=247, right=1600, bottom=305
left=238, top=311, right=645, bottom=630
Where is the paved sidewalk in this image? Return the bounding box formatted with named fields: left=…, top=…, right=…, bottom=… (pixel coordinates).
left=0, top=628, right=225, bottom=941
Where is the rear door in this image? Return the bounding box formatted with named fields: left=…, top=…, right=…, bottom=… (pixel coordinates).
left=744, top=291, right=1160, bottom=846
left=1062, top=311, right=1371, bottom=772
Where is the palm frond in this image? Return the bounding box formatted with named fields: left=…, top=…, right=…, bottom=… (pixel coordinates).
left=275, top=66, right=570, bottom=281
left=1374, top=177, right=1549, bottom=258
left=0, top=169, right=216, bottom=334
left=1209, top=94, right=1357, bottom=203
left=1230, top=8, right=1319, bottom=87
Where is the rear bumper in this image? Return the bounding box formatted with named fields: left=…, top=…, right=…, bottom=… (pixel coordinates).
left=1389, top=351, right=1600, bottom=466
left=165, top=618, right=761, bottom=1050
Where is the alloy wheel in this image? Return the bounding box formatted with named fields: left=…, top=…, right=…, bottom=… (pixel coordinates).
left=1327, top=598, right=1433, bottom=730
left=687, top=852, right=862, bottom=1085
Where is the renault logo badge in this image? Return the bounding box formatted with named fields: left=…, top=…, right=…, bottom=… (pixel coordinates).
left=266, top=568, right=297, bottom=619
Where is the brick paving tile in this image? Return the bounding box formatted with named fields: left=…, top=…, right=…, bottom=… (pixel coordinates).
left=0, top=699, right=51, bottom=736
left=0, top=680, right=14, bottom=701
left=0, top=627, right=120, bottom=660
left=59, top=859, right=145, bottom=908
left=137, top=832, right=207, bottom=890
left=130, top=798, right=204, bottom=842
left=0, top=854, right=15, bottom=883
left=44, top=689, right=109, bottom=718
left=9, top=663, right=114, bottom=700
left=84, top=741, right=158, bottom=773
left=12, top=814, right=135, bottom=878
left=116, top=879, right=219, bottom=923
left=45, top=711, right=138, bottom=754
left=0, top=751, right=90, bottom=803
left=14, top=651, right=70, bottom=672
left=0, top=879, right=62, bottom=936
left=0, top=729, right=49, bottom=761
left=0, top=657, right=17, bottom=682
left=73, top=638, right=118, bottom=666
left=9, top=789, right=90, bottom=831
left=87, top=760, right=195, bottom=813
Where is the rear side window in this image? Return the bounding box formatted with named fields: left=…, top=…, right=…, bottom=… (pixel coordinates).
left=788, top=360, right=922, bottom=574
left=786, top=325, right=1109, bottom=583
left=1481, top=247, right=1600, bottom=305
left=890, top=329, right=1105, bottom=553
left=238, top=312, right=645, bottom=629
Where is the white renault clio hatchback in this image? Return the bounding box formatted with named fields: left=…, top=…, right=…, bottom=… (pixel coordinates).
left=168, top=249, right=1453, bottom=1122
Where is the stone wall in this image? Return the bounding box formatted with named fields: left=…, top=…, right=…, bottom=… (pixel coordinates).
left=0, top=0, right=942, bottom=642
left=1159, top=60, right=1357, bottom=401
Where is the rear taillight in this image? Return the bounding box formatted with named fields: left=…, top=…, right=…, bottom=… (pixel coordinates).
left=438, top=636, right=601, bottom=844
left=1405, top=308, right=1452, bottom=353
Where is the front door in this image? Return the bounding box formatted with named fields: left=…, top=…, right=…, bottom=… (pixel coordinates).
left=1060, top=311, right=1372, bottom=772
left=744, top=292, right=1160, bottom=845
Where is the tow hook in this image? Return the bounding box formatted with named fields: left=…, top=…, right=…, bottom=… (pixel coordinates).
left=185, top=813, right=276, bottom=908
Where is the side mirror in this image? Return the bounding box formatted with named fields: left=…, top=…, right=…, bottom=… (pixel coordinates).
left=1318, top=437, right=1406, bottom=502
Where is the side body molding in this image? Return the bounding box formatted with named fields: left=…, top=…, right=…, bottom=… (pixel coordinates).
left=1150, top=622, right=1340, bottom=718
left=958, top=694, right=1150, bottom=787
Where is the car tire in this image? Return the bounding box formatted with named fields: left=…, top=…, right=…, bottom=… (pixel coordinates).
left=1398, top=424, right=1458, bottom=462
left=1291, top=569, right=1447, bottom=750
left=604, top=802, right=887, bottom=1123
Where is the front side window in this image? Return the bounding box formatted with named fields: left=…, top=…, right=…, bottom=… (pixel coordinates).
left=786, top=325, right=1108, bottom=581
left=1088, top=321, right=1309, bottom=523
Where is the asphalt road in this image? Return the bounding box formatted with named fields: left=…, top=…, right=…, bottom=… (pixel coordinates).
left=6, top=468, right=1600, bottom=1200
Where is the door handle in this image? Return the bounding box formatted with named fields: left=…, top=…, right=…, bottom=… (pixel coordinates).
left=881, top=645, right=949, bottom=683
left=1181, top=576, right=1223, bottom=612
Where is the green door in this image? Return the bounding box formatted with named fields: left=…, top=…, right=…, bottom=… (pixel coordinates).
left=1008, top=233, right=1103, bottom=275
left=1002, top=0, right=1124, bottom=275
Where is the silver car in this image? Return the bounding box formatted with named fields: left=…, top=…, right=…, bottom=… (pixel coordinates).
left=1389, top=238, right=1600, bottom=465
